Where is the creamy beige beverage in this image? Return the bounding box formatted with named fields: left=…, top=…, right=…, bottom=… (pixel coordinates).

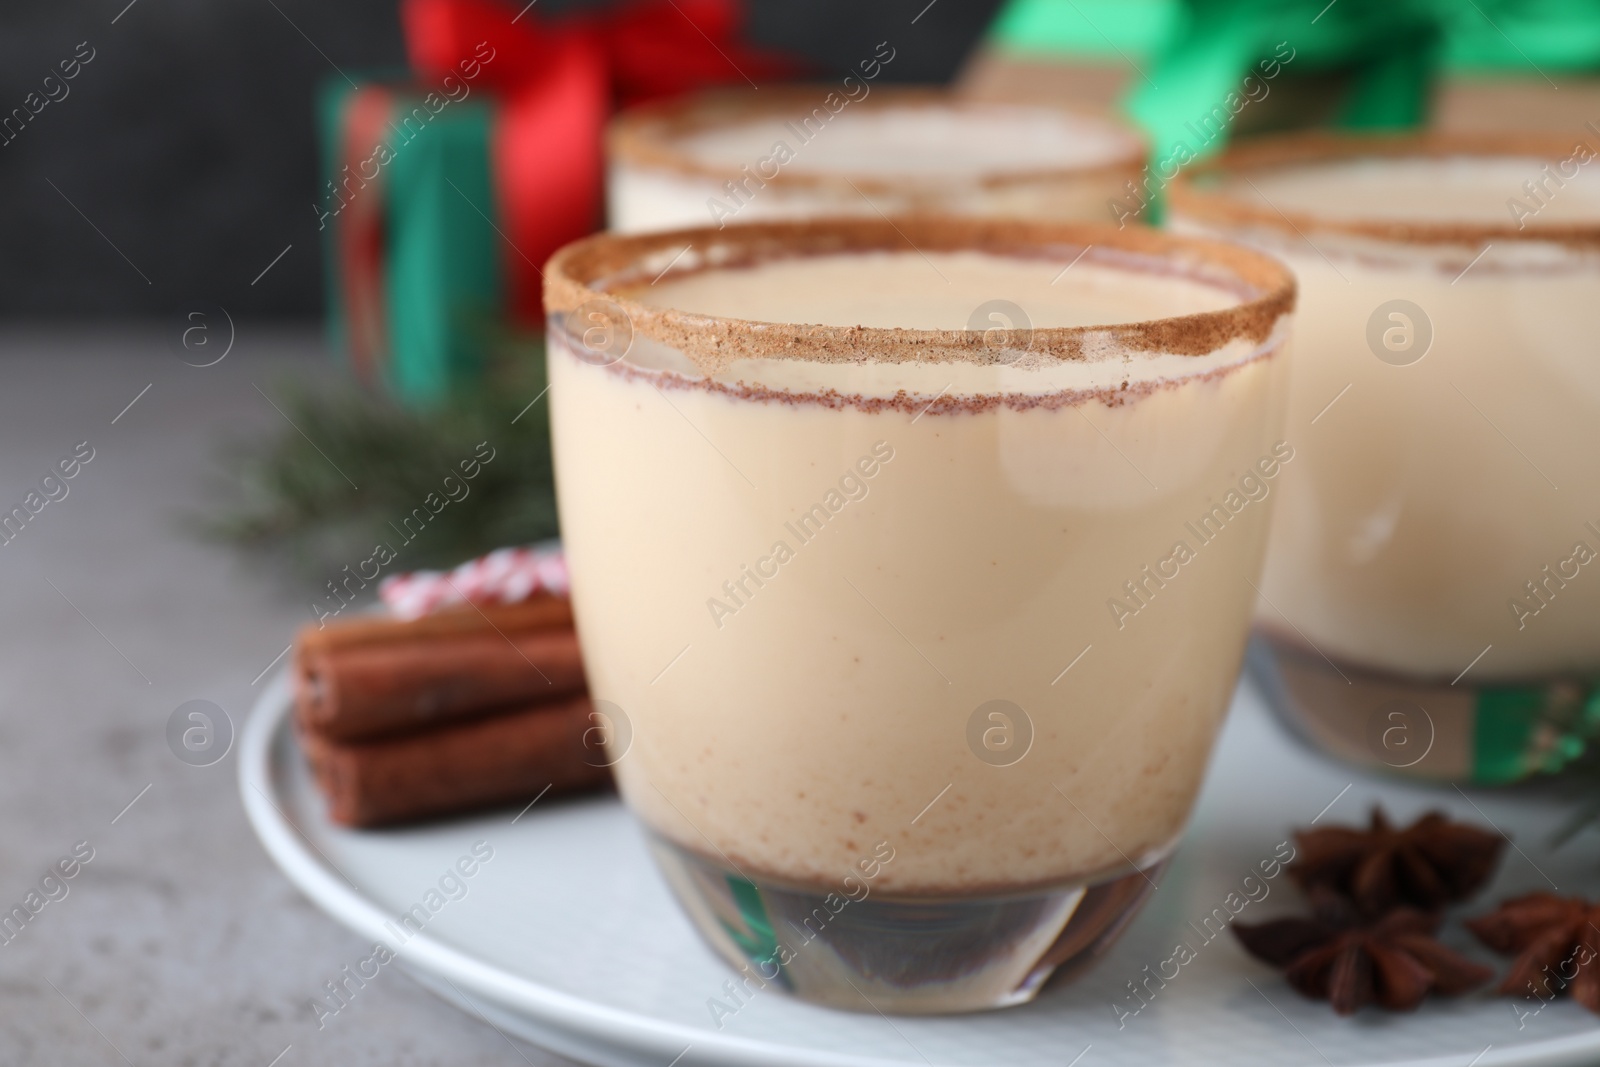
left=548, top=223, right=1293, bottom=899
left=607, top=87, right=1144, bottom=233
left=1240, top=157, right=1600, bottom=223
left=546, top=220, right=1294, bottom=1010
left=1172, top=138, right=1600, bottom=684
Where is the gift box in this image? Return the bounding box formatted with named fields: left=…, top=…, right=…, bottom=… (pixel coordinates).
left=317, top=0, right=797, bottom=406
left=975, top=0, right=1600, bottom=220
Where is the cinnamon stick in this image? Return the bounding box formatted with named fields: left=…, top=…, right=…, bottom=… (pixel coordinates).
left=296, top=596, right=573, bottom=655
left=295, top=619, right=587, bottom=742
left=300, top=695, right=612, bottom=827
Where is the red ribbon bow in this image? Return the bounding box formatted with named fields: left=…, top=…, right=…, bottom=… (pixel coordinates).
left=398, top=0, right=799, bottom=322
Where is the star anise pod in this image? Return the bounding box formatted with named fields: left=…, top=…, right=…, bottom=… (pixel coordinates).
left=1289, top=807, right=1505, bottom=915
left=1234, top=889, right=1493, bottom=1015
left=1466, top=892, right=1600, bottom=1012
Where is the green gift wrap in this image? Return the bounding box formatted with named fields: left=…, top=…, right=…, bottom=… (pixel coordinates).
left=317, top=80, right=509, bottom=405
left=314, top=28, right=611, bottom=406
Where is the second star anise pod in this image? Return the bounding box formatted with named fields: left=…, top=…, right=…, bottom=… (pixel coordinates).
left=1234, top=890, right=1493, bottom=1015
left=1289, top=807, right=1505, bottom=915
left=1466, top=892, right=1600, bottom=1012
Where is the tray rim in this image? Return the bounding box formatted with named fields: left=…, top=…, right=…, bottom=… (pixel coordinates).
left=239, top=671, right=907, bottom=1067
left=238, top=670, right=1600, bottom=1067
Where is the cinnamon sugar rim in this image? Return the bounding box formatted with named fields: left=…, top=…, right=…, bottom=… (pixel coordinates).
left=542, top=217, right=1297, bottom=377
left=1170, top=131, right=1600, bottom=248
left=606, top=86, right=1146, bottom=195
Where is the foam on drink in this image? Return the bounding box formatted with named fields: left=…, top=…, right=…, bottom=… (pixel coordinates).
left=606, top=89, right=1145, bottom=233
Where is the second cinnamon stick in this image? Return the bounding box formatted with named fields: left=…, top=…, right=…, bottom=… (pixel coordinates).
left=295, top=626, right=587, bottom=741
left=299, top=695, right=612, bottom=827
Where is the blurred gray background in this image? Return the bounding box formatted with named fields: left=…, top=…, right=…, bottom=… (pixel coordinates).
left=0, top=6, right=1003, bottom=1063
left=0, top=0, right=1001, bottom=319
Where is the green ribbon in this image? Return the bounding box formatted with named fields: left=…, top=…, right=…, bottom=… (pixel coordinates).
left=989, top=0, right=1600, bottom=217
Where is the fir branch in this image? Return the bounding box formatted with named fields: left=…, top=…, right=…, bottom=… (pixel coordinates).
left=203, top=338, right=559, bottom=577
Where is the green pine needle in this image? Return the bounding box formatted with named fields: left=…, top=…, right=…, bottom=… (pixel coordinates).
left=203, top=337, right=559, bottom=577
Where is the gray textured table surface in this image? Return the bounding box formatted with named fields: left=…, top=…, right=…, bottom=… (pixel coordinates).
left=0, top=327, right=574, bottom=1066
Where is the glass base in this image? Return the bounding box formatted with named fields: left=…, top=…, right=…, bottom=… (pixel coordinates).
left=648, top=833, right=1164, bottom=1014
left=1248, top=632, right=1600, bottom=785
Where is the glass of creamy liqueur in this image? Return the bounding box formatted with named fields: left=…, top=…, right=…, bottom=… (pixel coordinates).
left=1170, top=135, right=1600, bottom=784
left=605, top=86, right=1144, bottom=233
left=544, top=218, right=1296, bottom=1013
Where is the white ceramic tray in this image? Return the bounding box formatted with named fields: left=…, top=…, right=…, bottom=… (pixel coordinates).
left=240, top=671, right=1600, bottom=1067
